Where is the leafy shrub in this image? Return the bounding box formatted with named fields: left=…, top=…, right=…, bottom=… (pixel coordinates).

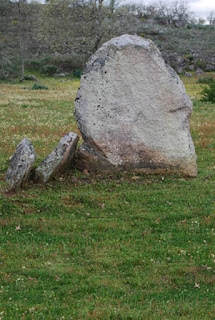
left=197, top=77, right=214, bottom=84
left=0, top=57, right=20, bottom=80
left=28, top=54, right=85, bottom=75
left=41, top=65, right=57, bottom=76
left=187, top=55, right=194, bottom=62
left=72, top=69, right=82, bottom=78
left=23, top=75, right=38, bottom=81
left=32, top=83, right=48, bottom=90
left=21, top=104, right=29, bottom=108
left=51, top=54, right=86, bottom=72
left=195, top=59, right=207, bottom=71
left=29, top=57, right=52, bottom=71
left=0, top=70, right=9, bottom=81
left=200, top=80, right=215, bottom=103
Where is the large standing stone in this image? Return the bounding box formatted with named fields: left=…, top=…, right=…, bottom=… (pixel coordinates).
left=6, top=138, right=36, bottom=190
left=74, top=34, right=197, bottom=176
left=35, top=132, right=79, bottom=183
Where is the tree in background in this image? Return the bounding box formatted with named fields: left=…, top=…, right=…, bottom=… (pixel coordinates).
left=0, top=0, right=41, bottom=79
left=14, top=0, right=42, bottom=78
left=207, top=11, right=215, bottom=25
left=142, top=0, right=192, bottom=26
left=0, top=0, right=17, bottom=79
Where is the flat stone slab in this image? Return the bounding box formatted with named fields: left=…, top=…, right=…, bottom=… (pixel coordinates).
left=6, top=138, right=36, bottom=190
left=35, top=132, right=79, bottom=183
left=74, top=34, right=197, bottom=176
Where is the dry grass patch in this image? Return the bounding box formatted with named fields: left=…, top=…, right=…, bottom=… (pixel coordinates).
left=0, top=77, right=80, bottom=167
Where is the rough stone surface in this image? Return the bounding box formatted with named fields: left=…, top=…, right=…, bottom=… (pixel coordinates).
left=6, top=138, right=37, bottom=190
left=75, top=34, right=197, bottom=176
left=35, top=132, right=79, bottom=183
left=195, top=68, right=204, bottom=76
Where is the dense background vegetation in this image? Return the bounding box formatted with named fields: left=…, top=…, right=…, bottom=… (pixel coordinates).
left=0, top=0, right=215, bottom=80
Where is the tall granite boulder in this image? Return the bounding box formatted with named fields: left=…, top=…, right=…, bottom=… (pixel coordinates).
left=6, top=138, right=36, bottom=190
left=75, top=34, right=197, bottom=176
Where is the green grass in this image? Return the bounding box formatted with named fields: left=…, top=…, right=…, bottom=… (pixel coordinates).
left=0, top=74, right=215, bottom=319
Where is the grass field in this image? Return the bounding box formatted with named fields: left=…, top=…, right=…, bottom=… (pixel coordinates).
left=0, top=74, right=215, bottom=319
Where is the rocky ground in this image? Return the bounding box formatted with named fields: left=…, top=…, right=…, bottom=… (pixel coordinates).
left=141, top=22, right=215, bottom=73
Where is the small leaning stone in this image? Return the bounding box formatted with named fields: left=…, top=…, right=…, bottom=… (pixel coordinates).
left=35, top=132, right=79, bottom=183
left=6, top=138, right=36, bottom=190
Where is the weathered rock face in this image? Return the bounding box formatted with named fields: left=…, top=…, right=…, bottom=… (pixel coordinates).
left=195, top=68, right=204, bottom=76
left=35, top=132, right=79, bottom=183
left=6, top=138, right=36, bottom=190
left=75, top=34, right=197, bottom=176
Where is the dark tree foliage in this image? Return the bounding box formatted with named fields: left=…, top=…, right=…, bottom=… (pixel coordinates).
left=201, top=80, right=215, bottom=103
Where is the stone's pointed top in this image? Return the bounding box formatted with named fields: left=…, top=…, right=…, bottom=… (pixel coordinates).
left=75, top=36, right=197, bottom=177
left=99, top=34, right=154, bottom=49
left=59, top=132, right=78, bottom=146
left=35, top=132, right=79, bottom=183
left=85, top=35, right=162, bottom=74
left=6, top=138, right=37, bottom=190
left=18, top=137, right=32, bottom=146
